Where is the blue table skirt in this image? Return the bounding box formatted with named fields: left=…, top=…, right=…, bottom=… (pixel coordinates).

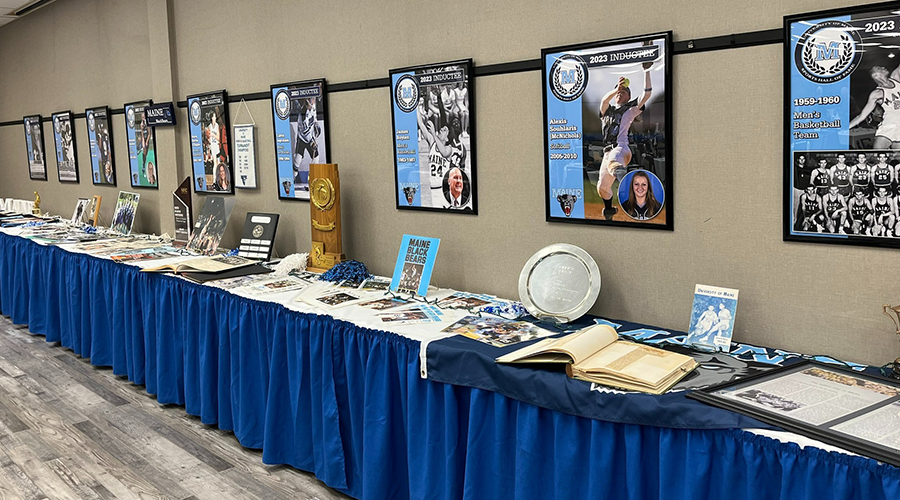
left=1, top=232, right=897, bottom=500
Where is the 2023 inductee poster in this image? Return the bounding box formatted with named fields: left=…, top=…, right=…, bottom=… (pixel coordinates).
left=391, top=59, right=476, bottom=213
left=188, top=90, right=233, bottom=194
left=23, top=115, right=47, bottom=180
left=86, top=107, right=116, bottom=186
left=786, top=3, right=900, bottom=248
left=52, top=111, right=79, bottom=183
left=124, top=100, right=158, bottom=189
left=271, top=79, right=329, bottom=200
left=543, top=32, right=672, bottom=229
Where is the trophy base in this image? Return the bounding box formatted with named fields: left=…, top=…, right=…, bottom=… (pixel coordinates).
left=308, top=242, right=345, bottom=273
left=32, top=209, right=41, bottom=216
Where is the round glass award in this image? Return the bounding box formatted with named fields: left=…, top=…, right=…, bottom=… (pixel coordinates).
left=518, top=244, right=601, bottom=323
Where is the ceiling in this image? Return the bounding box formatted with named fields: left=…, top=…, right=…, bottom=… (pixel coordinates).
left=0, top=1, right=53, bottom=28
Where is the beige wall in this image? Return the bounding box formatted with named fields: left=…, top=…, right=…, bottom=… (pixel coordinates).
left=1, top=0, right=897, bottom=366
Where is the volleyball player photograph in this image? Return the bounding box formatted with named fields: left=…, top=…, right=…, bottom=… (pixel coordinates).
left=52, top=111, right=79, bottom=183
left=543, top=32, right=673, bottom=229
left=24, top=115, right=47, bottom=180
left=270, top=79, right=330, bottom=201
left=86, top=106, right=116, bottom=186
left=187, top=90, right=233, bottom=194
left=390, top=59, right=477, bottom=214
left=785, top=4, right=900, bottom=247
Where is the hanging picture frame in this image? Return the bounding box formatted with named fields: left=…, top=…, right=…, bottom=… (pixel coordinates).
left=187, top=90, right=234, bottom=194
left=124, top=100, right=159, bottom=189
left=52, top=110, right=79, bottom=183
left=23, top=115, right=47, bottom=181
left=270, top=79, right=329, bottom=200
left=85, top=106, right=116, bottom=186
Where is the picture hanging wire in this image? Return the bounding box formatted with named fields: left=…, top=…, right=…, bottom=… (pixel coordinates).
left=233, top=98, right=256, bottom=126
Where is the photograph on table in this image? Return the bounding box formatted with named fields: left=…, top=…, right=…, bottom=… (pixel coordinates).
left=85, top=106, right=116, bottom=186
left=188, top=90, right=233, bottom=194
left=543, top=32, right=672, bottom=229
left=52, top=111, right=79, bottom=183
left=785, top=3, right=900, bottom=248
left=684, top=284, right=739, bottom=352
left=271, top=79, right=329, bottom=200
left=111, top=191, right=140, bottom=235
left=23, top=115, right=47, bottom=180
left=124, top=100, right=158, bottom=189
left=390, top=59, right=476, bottom=213
left=186, top=196, right=236, bottom=256
left=71, top=198, right=90, bottom=224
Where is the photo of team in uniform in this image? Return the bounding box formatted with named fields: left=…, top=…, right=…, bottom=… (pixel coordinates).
left=23, top=115, right=47, bottom=180
left=188, top=91, right=232, bottom=193
left=86, top=107, right=116, bottom=185
left=52, top=111, right=78, bottom=182
left=271, top=80, right=329, bottom=200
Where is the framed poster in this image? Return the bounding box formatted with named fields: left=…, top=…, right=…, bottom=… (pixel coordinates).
left=124, top=100, right=159, bottom=189
left=52, top=111, right=79, bottom=183
left=23, top=115, right=47, bottom=180
left=85, top=106, right=116, bottom=186
left=542, top=32, right=672, bottom=229
left=390, top=59, right=476, bottom=213
left=271, top=79, right=329, bottom=200
left=689, top=361, right=900, bottom=468
left=187, top=90, right=233, bottom=194
left=786, top=3, right=900, bottom=247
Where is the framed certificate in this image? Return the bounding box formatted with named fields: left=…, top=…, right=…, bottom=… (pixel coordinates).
left=52, top=111, right=79, bottom=183
left=124, top=100, right=159, bottom=189
left=270, top=79, right=329, bottom=200
left=390, top=59, right=476, bottom=213
left=85, top=106, right=116, bottom=186
left=543, top=32, right=673, bottom=229
left=23, top=115, right=47, bottom=181
left=187, top=90, right=233, bottom=194
left=785, top=2, right=900, bottom=247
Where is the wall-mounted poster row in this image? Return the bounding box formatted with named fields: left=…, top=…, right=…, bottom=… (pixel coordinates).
left=188, top=90, right=233, bottom=194
left=271, top=79, right=329, bottom=201
left=124, top=100, right=158, bottom=189
left=85, top=106, right=116, bottom=186
left=23, top=115, right=47, bottom=181
left=52, top=111, right=79, bottom=183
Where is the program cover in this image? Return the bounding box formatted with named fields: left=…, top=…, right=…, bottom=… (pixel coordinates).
left=685, top=284, right=739, bottom=351
left=390, top=234, right=440, bottom=296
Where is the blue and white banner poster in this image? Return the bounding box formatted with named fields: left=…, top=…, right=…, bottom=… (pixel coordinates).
left=124, top=100, right=158, bottom=189
left=188, top=90, right=233, bottom=194
left=23, top=115, right=47, bottom=180
left=685, top=284, right=739, bottom=352
left=85, top=106, right=116, bottom=186
left=786, top=4, right=900, bottom=247
left=390, top=234, right=441, bottom=297
left=270, top=79, right=328, bottom=200
left=390, top=59, right=476, bottom=213
left=52, top=111, right=79, bottom=183
left=543, top=33, right=672, bottom=229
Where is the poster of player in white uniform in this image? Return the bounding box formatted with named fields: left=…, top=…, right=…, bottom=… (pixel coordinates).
left=390, top=59, right=476, bottom=213
left=52, top=111, right=79, bottom=183
left=786, top=3, right=900, bottom=248
left=23, top=115, right=47, bottom=181
left=188, top=90, right=233, bottom=194
left=543, top=33, right=672, bottom=229
left=270, top=79, right=329, bottom=201
left=85, top=106, right=116, bottom=186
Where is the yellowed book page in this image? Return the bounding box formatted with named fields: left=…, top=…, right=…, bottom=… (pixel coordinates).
left=179, top=255, right=256, bottom=273
left=553, top=325, right=618, bottom=364
left=578, top=341, right=693, bottom=387
left=495, top=337, right=564, bottom=363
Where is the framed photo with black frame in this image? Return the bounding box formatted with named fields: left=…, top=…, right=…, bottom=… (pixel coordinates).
left=390, top=59, right=476, bottom=213
left=124, top=100, right=159, bottom=189
left=270, top=79, right=330, bottom=201
left=52, top=110, right=79, bottom=183
left=542, top=32, right=672, bottom=229
left=23, top=115, right=47, bottom=181
left=187, top=90, right=234, bottom=194
left=85, top=106, right=116, bottom=186
left=785, top=2, right=900, bottom=248
left=688, top=360, right=900, bottom=468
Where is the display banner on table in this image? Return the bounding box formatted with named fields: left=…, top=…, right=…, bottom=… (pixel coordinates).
left=23, top=115, right=47, bottom=180
left=542, top=32, right=672, bottom=229
left=124, top=100, right=158, bottom=189
left=270, top=79, right=329, bottom=200
left=785, top=3, right=900, bottom=248
left=390, top=59, right=476, bottom=213
left=85, top=106, right=116, bottom=186
left=173, top=177, right=193, bottom=247
left=52, top=111, right=79, bottom=183
left=188, top=90, right=233, bottom=194
left=234, top=124, right=257, bottom=189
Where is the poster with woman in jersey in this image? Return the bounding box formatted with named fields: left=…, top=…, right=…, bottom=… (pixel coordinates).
left=270, top=79, right=330, bottom=201
left=786, top=4, right=900, bottom=247
left=390, top=59, right=477, bottom=214
left=124, top=100, right=158, bottom=189
left=187, top=90, right=233, bottom=194
left=85, top=106, right=116, bottom=186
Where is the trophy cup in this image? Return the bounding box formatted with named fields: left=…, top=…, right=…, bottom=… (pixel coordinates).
left=32, top=191, right=41, bottom=215
left=307, top=163, right=345, bottom=272
left=882, top=304, right=900, bottom=379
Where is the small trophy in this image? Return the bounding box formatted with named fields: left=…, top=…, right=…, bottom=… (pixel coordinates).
left=882, top=304, right=900, bottom=379
left=32, top=191, right=41, bottom=215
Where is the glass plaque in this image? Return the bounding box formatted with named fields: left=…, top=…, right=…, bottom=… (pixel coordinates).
left=518, top=244, right=601, bottom=323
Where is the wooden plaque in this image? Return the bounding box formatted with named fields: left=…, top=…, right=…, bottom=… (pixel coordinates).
left=308, top=163, right=345, bottom=272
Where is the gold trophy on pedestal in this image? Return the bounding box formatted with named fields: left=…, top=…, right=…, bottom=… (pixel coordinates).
left=307, top=163, right=345, bottom=272
left=32, top=191, right=41, bottom=215
left=882, top=304, right=900, bottom=379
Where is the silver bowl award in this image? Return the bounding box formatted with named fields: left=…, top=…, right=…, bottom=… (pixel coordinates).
left=518, top=244, right=601, bottom=323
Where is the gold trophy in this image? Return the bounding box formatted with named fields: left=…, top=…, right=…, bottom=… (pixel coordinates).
left=307, top=163, right=345, bottom=272
left=882, top=304, right=900, bottom=379
left=32, top=191, right=41, bottom=215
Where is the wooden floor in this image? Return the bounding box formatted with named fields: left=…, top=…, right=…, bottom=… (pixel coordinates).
left=0, top=315, right=353, bottom=500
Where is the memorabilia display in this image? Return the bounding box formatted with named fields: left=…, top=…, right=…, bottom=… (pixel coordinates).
left=71, top=198, right=90, bottom=224
left=271, top=79, right=329, bottom=199
left=207, top=274, right=271, bottom=290
left=124, top=100, right=158, bottom=188
left=88, top=195, right=101, bottom=227
left=785, top=4, right=900, bottom=247
left=242, top=276, right=312, bottom=295
left=85, top=106, right=116, bottom=185
left=233, top=124, right=257, bottom=189
left=442, top=315, right=556, bottom=348
left=436, top=292, right=495, bottom=310
left=685, top=285, right=739, bottom=351
left=543, top=32, right=672, bottom=229
left=518, top=243, right=601, bottom=323
left=881, top=304, right=900, bottom=379
left=359, top=277, right=392, bottom=292
left=109, top=247, right=182, bottom=263
left=375, top=305, right=444, bottom=325
left=187, top=90, right=233, bottom=193
left=186, top=196, right=236, bottom=256
left=307, top=163, right=346, bottom=271
left=173, top=177, right=193, bottom=247
left=143, top=255, right=257, bottom=274
left=24, top=115, right=47, bottom=180
left=180, top=263, right=272, bottom=284
left=52, top=111, right=79, bottom=183
left=238, top=212, right=279, bottom=260
left=498, top=324, right=698, bottom=394
left=110, top=191, right=140, bottom=235
left=390, top=59, right=476, bottom=213
left=689, top=361, right=900, bottom=467
left=390, top=234, right=440, bottom=296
